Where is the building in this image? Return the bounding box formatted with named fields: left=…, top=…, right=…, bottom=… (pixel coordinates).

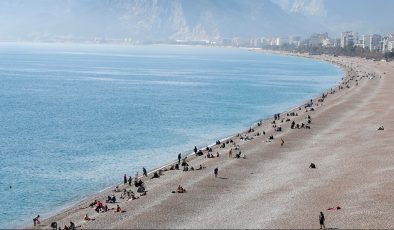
left=308, top=33, right=328, bottom=47
left=362, top=34, right=382, bottom=51
left=289, top=36, right=302, bottom=46
left=322, top=38, right=337, bottom=47
left=341, top=31, right=354, bottom=48
left=274, top=37, right=289, bottom=46
left=388, top=41, right=394, bottom=52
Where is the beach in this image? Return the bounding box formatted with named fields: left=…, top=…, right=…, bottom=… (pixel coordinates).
left=33, top=53, right=394, bottom=229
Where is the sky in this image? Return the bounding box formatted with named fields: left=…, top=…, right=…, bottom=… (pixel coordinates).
left=0, top=0, right=393, bottom=42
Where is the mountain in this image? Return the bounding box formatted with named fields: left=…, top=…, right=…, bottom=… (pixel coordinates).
left=0, top=0, right=326, bottom=42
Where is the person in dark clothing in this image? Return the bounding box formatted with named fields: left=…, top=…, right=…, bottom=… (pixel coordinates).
left=178, top=153, right=181, bottom=164
left=319, top=211, right=325, bottom=229
left=123, top=174, right=127, bottom=184
left=143, top=167, right=147, bottom=177
left=194, top=146, right=197, bottom=153
left=128, top=176, right=132, bottom=186
left=214, top=168, right=218, bottom=178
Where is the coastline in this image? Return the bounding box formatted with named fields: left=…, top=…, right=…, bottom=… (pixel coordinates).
left=31, top=51, right=394, bottom=229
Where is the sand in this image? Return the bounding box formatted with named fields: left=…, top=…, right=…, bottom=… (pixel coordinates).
left=32, top=53, right=394, bottom=229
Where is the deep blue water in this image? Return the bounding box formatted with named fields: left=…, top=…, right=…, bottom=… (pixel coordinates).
left=0, top=43, right=342, bottom=228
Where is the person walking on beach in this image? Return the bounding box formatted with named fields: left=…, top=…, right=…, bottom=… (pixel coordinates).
left=178, top=153, right=181, bottom=164
left=319, top=211, right=325, bottom=229
left=123, top=174, right=127, bottom=184
left=194, top=146, right=197, bottom=153
left=228, top=148, right=232, bottom=158
left=281, top=138, right=284, bottom=147
left=33, top=215, right=40, bottom=226
left=143, top=167, right=147, bottom=177
left=128, top=176, right=132, bottom=186
left=214, top=167, right=218, bottom=178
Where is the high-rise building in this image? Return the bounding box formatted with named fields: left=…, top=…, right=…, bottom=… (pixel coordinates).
left=341, top=31, right=354, bottom=48
left=362, top=34, right=382, bottom=51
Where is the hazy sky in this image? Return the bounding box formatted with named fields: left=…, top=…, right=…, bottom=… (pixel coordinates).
left=0, top=0, right=393, bottom=42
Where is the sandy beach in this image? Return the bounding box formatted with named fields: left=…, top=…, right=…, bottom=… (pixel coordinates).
left=32, top=52, right=394, bottom=229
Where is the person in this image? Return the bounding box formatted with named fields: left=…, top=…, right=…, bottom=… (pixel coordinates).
left=178, top=153, right=182, bottom=164
left=84, top=214, right=94, bottom=221
left=281, top=138, right=284, bottom=147
left=128, top=176, right=132, bottom=186
left=69, top=222, right=76, bottom=230
left=319, top=211, right=325, bottom=229
left=50, top=222, right=57, bottom=230
left=194, top=146, right=197, bottom=153
left=214, top=167, right=218, bottom=178
left=33, top=215, right=40, bottom=226
left=64, top=225, right=69, bottom=230
left=151, top=171, right=160, bottom=178
left=309, top=163, right=316, bottom=169
left=123, top=174, right=127, bottom=184
left=143, top=167, right=147, bottom=177
left=116, top=205, right=122, bottom=212
left=176, top=185, right=186, bottom=193
left=228, top=148, right=232, bottom=158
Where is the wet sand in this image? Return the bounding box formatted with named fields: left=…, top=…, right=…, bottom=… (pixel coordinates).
left=33, top=53, right=394, bottom=229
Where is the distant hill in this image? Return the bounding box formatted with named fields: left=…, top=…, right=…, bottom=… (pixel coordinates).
left=0, top=0, right=327, bottom=42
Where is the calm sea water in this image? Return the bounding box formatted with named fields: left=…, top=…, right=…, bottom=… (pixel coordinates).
left=0, top=43, right=342, bottom=227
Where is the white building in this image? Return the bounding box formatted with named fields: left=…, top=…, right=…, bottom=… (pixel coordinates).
left=275, top=37, right=289, bottom=46
left=341, top=31, right=354, bottom=48
left=362, top=34, right=382, bottom=51
left=322, top=38, right=337, bottom=47
left=388, top=41, right=394, bottom=52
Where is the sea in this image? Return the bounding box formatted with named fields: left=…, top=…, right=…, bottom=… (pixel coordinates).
left=0, top=43, right=342, bottom=228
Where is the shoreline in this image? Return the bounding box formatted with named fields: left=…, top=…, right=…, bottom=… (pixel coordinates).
left=30, top=51, right=394, bottom=229
left=28, top=50, right=346, bottom=228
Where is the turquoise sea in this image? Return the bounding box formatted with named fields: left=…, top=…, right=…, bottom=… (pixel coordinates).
left=0, top=43, right=342, bottom=227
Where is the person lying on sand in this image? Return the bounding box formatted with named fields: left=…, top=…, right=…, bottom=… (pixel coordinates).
left=83, top=214, right=95, bottom=221
left=115, top=205, right=126, bottom=212
left=128, top=193, right=139, bottom=201
left=378, top=126, right=384, bottom=130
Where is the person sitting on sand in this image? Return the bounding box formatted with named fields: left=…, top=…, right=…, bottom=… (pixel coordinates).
left=214, top=167, right=218, bottom=177
left=177, top=185, right=186, bottom=193
left=69, top=222, right=76, bottom=230
left=113, top=186, right=121, bottom=192
left=216, top=152, right=220, bottom=157
left=309, top=163, right=316, bottom=169
left=89, top=200, right=97, bottom=208
left=378, top=126, right=384, bottom=130
left=115, top=205, right=122, bottom=212
left=111, top=195, right=116, bottom=203
left=50, top=222, right=57, bottom=230
left=128, top=193, right=139, bottom=201
left=151, top=171, right=160, bottom=179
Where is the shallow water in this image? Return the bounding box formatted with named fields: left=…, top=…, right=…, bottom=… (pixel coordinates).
left=0, top=43, right=342, bottom=227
